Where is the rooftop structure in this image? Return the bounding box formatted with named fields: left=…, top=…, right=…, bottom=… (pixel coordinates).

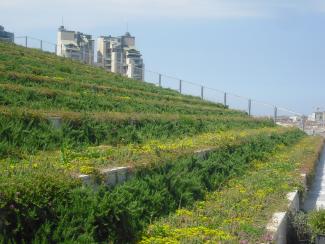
left=0, top=25, right=14, bottom=43
left=56, top=26, right=94, bottom=65
left=97, top=32, right=144, bottom=80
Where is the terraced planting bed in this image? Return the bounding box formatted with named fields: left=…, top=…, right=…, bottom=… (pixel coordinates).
left=0, top=41, right=323, bottom=243
left=141, top=136, right=324, bottom=243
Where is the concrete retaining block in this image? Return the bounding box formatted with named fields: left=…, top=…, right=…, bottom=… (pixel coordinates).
left=101, top=167, right=130, bottom=186
left=116, top=167, right=129, bottom=182
left=287, top=191, right=300, bottom=212
left=194, top=148, right=214, bottom=160
left=103, top=169, right=118, bottom=186
left=78, top=174, right=92, bottom=185
left=48, top=116, right=62, bottom=129
left=266, top=212, right=287, bottom=244
left=301, top=173, right=307, bottom=190
left=78, top=166, right=132, bottom=187
left=77, top=147, right=218, bottom=187
left=266, top=191, right=299, bottom=244
left=266, top=174, right=310, bottom=243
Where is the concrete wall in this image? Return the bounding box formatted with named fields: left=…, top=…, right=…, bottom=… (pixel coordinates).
left=78, top=148, right=217, bottom=187
left=79, top=166, right=132, bottom=187
left=266, top=190, right=300, bottom=244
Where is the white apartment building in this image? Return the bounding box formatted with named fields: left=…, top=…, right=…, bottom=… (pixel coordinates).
left=57, top=26, right=94, bottom=65
left=97, top=32, right=144, bottom=80
left=315, top=111, right=325, bottom=122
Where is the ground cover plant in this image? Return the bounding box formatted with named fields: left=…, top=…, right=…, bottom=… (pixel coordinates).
left=291, top=210, right=325, bottom=243
left=141, top=136, right=324, bottom=243
left=0, top=109, right=273, bottom=159
left=0, top=41, right=322, bottom=243
left=0, top=127, right=284, bottom=173
left=0, top=41, right=273, bottom=160
left=0, top=129, right=305, bottom=242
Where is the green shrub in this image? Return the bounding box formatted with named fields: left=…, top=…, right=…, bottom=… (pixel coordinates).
left=0, top=166, right=80, bottom=243
left=291, top=211, right=312, bottom=242
left=58, top=66, right=72, bottom=74
left=0, top=130, right=303, bottom=242
left=0, top=111, right=273, bottom=158
left=309, top=210, right=325, bottom=241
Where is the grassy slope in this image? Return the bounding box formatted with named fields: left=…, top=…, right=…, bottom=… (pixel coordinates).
left=0, top=41, right=321, bottom=243
left=141, top=136, right=324, bottom=243
left=0, top=41, right=272, bottom=167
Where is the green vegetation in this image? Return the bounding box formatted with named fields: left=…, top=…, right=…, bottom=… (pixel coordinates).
left=1, top=129, right=304, bottom=242
left=309, top=210, right=325, bottom=240
left=0, top=41, right=323, bottom=243
left=292, top=210, right=325, bottom=243
left=0, top=41, right=272, bottom=160
left=141, top=136, right=324, bottom=243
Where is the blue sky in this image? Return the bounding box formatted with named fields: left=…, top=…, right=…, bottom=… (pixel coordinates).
left=1, top=0, right=325, bottom=115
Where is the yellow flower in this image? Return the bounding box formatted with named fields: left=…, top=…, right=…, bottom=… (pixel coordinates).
left=176, top=209, right=193, bottom=217
left=79, top=165, right=95, bottom=174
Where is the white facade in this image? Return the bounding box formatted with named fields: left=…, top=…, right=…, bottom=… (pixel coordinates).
left=57, top=26, right=94, bottom=65
left=97, top=32, right=144, bottom=80
left=308, top=113, right=316, bottom=122
left=315, top=111, right=325, bottom=122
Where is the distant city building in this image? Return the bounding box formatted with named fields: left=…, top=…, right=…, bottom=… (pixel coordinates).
left=97, top=32, right=144, bottom=80
left=308, top=113, right=316, bottom=122
left=56, top=26, right=94, bottom=65
left=289, top=116, right=299, bottom=123
left=0, top=25, right=14, bottom=43
left=315, top=111, right=325, bottom=122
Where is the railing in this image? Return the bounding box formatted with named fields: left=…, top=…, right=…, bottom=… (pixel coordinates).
left=15, top=36, right=57, bottom=53
left=11, top=35, right=312, bottom=131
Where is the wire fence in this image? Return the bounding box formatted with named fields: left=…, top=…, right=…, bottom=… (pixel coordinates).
left=12, top=35, right=315, bottom=132
left=15, top=36, right=57, bottom=53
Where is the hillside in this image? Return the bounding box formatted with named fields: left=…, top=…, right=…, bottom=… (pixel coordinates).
left=0, top=41, right=272, bottom=168
left=0, top=41, right=323, bottom=243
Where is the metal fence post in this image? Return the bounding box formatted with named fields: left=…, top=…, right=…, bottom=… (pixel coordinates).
left=274, top=106, right=278, bottom=124
left=25, top=36, right=28, bottom=48
left=201, top=86, right=204, bottom=100
left=159, top=74, right=162, bottom=87
left=248, top=99, right=252, bottom=116
left=55, top=44, right=57, bottom=54
left=40, top=40, right=43, bottom=50
left=224, top=92, right=227, bottom=107
left=179, top=80, right=182, bottom=94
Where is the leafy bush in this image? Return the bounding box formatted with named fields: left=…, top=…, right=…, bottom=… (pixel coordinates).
left=0, top=130, right=303, bottom=242
left=0, top=166, right=80, bottom=243
left=309, top=210, right=325, bottom=241
left=58, top=66, right=72, bottom=74
left=291, top=211, right=312, bottom=242
left=0, top=38, right=306, bottom=244
left=291, top=210, right=325, bottom=243
left=0, top=40, right=274, bottom=160
left=141, top=136, right=323, bottom=243
left=0, top=111, right=273, bottom=158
